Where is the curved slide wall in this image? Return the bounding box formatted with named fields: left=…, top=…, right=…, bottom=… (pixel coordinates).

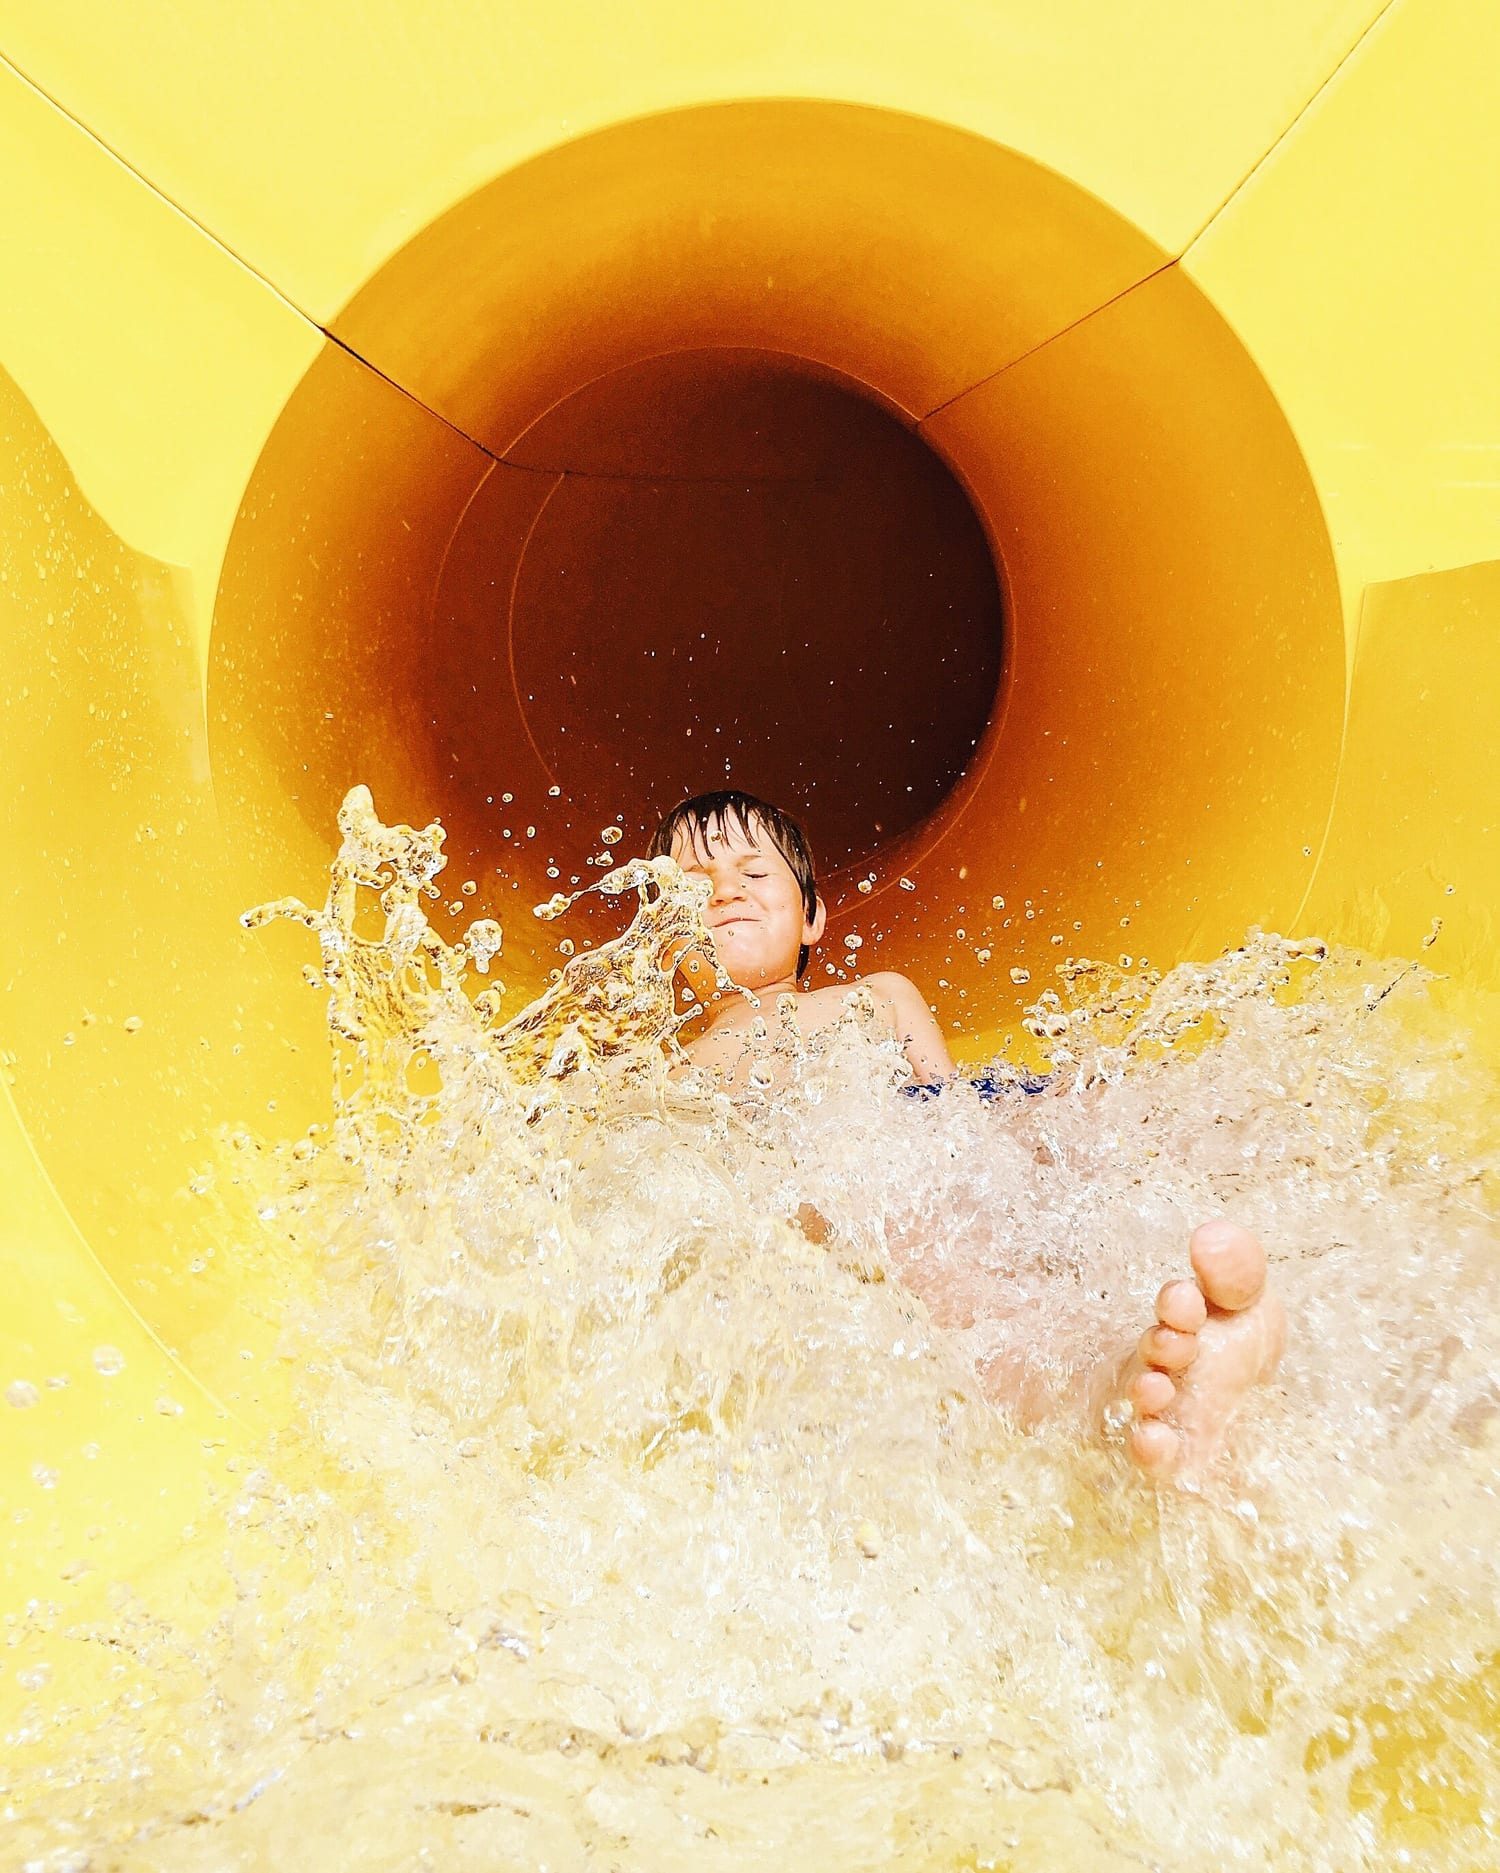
left=2, top=0, right=1499, bottom=1649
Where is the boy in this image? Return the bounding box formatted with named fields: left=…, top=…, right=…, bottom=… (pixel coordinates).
left=650, top=789, right=1285, bottom=1481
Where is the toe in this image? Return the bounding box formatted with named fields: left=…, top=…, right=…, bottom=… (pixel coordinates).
left=1189, top=1219, right=1266, bottom=1313
left=1127, top=1417, right=1181, bottom=1475
left=1156, top=1279, right=1207, bottom=1334
left=1128, top=1368, right=1175, bottom=1415
left=1139, top=1324, right=1198, bottom=1372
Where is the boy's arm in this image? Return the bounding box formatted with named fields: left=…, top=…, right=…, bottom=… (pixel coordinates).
left=863, top=972, right=956, bottom=1082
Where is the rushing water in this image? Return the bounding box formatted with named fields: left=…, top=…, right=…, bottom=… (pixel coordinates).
left=6, top=786, right=1499, bottom=1870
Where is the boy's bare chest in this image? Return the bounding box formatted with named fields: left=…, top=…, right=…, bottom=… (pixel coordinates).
left=679, top=983, right=890, bottom=1078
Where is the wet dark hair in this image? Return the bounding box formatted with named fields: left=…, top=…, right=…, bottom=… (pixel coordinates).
left=649, top=790, right=819, bottom=976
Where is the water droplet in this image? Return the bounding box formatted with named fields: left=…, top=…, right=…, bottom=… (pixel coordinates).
left=857, top=879, right=873, bottom=894
left=991, top=895, right=1005, bottom=910
left=558, top=939, right=575, bottom=956
left=92, top=1345, right=126, bottom=1377
left=465, top=919, right=503, bottom=972
left=547, top=785, right=561, bottom=797
left=855, top=1520, right=882, bottom=1558
left=501, top=791, right=513, bottom=804
left=155, top=1395, right=184, bottom=1417
left=899, top=878, right=915, bottom=891
left=16, top=1663, right=51, bottom=1692
left=123, top=1015, right=143, bottom=1034
left=32, top=1463, right=59, bottom=1489
left=7, top=1380, right=40, bottom=1409
left=461, top=880, right=477, bottom=895
left=844, top=935, right=862, bottom=950
left=601, top=826, right=623, bottom=845
left=1009, top=968, right=1030, bottom=985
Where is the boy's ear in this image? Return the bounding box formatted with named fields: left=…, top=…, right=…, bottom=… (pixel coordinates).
left=806, top=896, right=828, bottom=946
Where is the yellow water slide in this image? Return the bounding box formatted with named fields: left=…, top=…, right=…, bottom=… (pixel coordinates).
left=2, top=0, right=1498, bottom=1656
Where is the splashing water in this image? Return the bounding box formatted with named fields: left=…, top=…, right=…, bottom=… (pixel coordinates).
left=6, top=787, right=1500, bottom=1870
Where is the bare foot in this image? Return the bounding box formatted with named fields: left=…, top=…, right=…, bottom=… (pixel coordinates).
left=1109, top=1220, right=1286, bottom=1478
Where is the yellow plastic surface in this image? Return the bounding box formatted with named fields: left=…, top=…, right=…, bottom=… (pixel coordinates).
left=2, top=0, right=1498, bottom=1707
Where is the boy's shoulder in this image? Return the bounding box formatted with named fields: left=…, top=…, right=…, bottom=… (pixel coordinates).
left=854, top=970, right=927, bottom=1010
left=789, top=971, right=926, bottom=1031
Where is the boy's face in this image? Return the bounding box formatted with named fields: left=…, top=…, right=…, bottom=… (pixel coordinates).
left=669, top=815, right=825, bottom=991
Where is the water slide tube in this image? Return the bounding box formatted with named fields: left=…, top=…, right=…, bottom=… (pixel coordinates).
left=2, top=0, right=1498, bottom=1674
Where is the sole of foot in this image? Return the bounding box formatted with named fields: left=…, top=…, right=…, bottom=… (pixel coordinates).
left=1118, top=1219, right=1286, bottom=1479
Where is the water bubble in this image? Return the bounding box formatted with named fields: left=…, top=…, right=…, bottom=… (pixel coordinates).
left=155, top=1396, right=184, bottom=1417
left=546, top=866, right=560, bottom=879
left=16, top=1663, right=51, bottom=1692
left=1009, top=968, right=1030, bottom=985
left=547, top=785, right=561, bottom=797
left=899, top=877, right=915, bottom=891
left=558, top=939, right=575, bottom=957
left=6, top=1379, right=39, bottom=1409
left=501, top=791, right=513, bottom=803
left=992, top=895, right=1005, bottom=910
left=92, top=1346, right=126, bottom=1377
left=601, top=826, right=623, bottom=845
left=976, top=949, right=992, bottom=965
left=32, top=1463, right=59, bottom=1489
left=123, top=1015, right=143, bottom=1034
left=461, top=880, right=477, bottom=895
left=844, top=935, right=863, bottom=950
left=854, top=1520, right=882, bottom=1559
